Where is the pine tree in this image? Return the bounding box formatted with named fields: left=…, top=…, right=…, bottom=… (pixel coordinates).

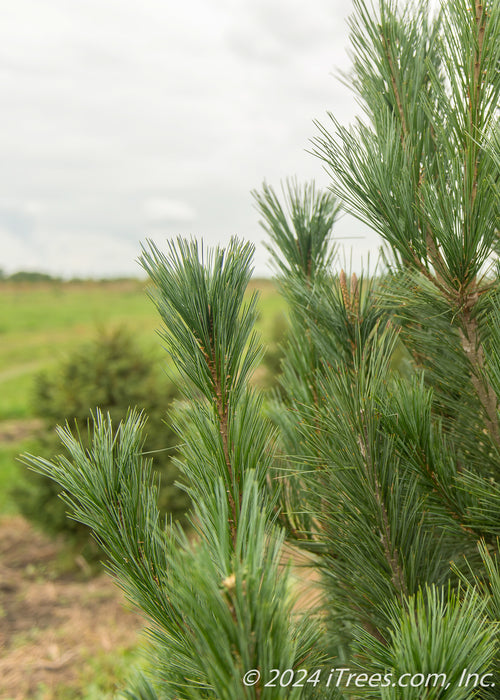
left=24, top=239, right=323, bottom=699
left=22, top=0, right=500, bottom=697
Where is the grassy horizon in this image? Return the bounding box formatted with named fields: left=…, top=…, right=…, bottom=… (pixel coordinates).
left=0, top=277, right=283, bottom=421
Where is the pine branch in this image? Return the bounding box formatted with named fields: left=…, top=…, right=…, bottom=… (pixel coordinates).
left=202, top=305, right=239, bottom=545
left=254, top=181, right=340, bottom=543
left=24, top=239, right=326, bottom=698
left=358, top=414, right=408, bottom=599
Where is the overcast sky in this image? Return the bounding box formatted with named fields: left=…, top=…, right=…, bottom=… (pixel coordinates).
left=0, top=0, right=379, bottom=278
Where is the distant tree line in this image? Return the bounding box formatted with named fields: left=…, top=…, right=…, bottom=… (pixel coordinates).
left=0, top=269, right=62, bottom=282
left=0, top=269, right=141, bottom=283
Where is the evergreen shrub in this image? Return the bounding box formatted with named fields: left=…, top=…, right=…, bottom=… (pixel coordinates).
left=15, top=326, right=189, bottom=560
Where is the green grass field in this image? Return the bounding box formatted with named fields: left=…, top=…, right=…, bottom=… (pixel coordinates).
left=0, top=280, right=157, bottom=420
left=0, top=278, right=285, bottom=422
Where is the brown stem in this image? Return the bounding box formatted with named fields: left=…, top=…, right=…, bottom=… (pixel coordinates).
left=358, top=415, right=408, bottom=599
left=458, top=291, right=500, bottom=451
left=195, top=309, right=239, bottom=546
left=212, top=361, right=239, bottom=546
left=381, top=33, right=408, bottom=140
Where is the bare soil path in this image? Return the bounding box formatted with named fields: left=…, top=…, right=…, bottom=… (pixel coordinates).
left=0, top=419, right=43, bottom=444
left=0, top=516, right=142, bottom=700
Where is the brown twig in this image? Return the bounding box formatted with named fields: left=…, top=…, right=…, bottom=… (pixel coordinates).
left=458, top=291, right=500, bottom=451
left=358, top=414, right=408, bottom=599
left=381, top=33, right=408, bottom=140
left=195, top=307, right=239, bottom=547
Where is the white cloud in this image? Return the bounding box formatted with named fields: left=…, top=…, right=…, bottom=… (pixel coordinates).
left=143, top=198, right=196, bottom=224
left=0, top=228, right=35, bottom=274
left=33, top=229, right=142, bottom=278
left=0, top=0, right=372, bottom=277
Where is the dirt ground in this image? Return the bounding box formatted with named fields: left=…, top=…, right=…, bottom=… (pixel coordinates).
left=0, top=515, right=143, bottom=700
left=0, top=420, right=44, bottom=445
left=0, top=517, right=322, bottom=700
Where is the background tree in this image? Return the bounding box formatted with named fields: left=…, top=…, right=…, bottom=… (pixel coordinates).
left=16, top=326, right=189, bottom=561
